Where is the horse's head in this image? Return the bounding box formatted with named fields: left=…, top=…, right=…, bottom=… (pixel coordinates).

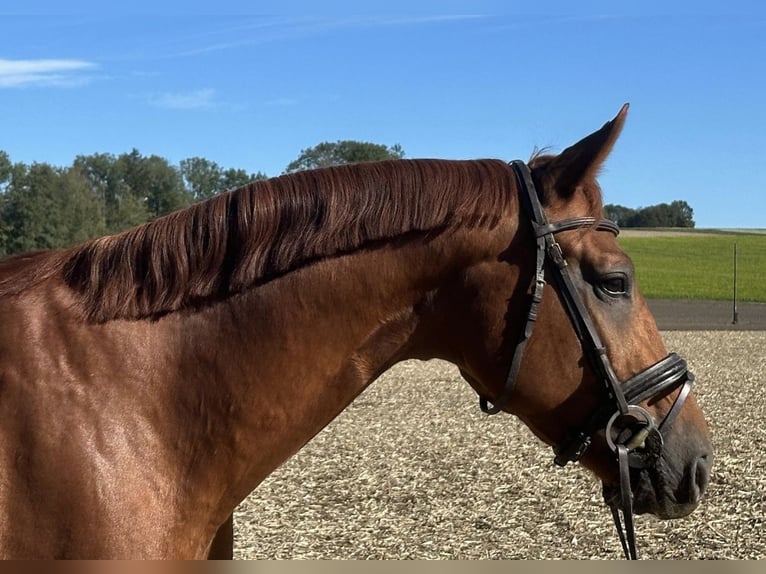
left=433, top=105, right=712, bottom=527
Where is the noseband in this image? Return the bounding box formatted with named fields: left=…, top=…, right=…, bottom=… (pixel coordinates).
left=478, top=160, right=694, bottom=560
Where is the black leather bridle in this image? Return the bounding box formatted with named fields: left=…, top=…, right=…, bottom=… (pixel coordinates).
left=478, top=160, right=694, bottom=560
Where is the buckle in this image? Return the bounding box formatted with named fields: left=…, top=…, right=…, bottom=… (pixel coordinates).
left=547, top=242, right=567, bottom=268
left=554, top=432, right=592, bottom=467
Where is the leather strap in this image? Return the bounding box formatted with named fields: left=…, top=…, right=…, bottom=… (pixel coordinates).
left=480, top=204, right=547, bottom=414
left=480, top=164, right=619, bottom=414
left=623, top=353, right=690, bottom=405
left=511, top=160, right=631, bottom=417
left=535, top=217, right=619, bottom=238
left=658, top=376, right=693, bottom=433
left=609, top=445, right=638, bottom=560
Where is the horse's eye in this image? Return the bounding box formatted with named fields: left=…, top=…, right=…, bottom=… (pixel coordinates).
left=599, top=274, right=628, bottom=296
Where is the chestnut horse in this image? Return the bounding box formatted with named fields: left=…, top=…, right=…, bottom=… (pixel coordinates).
left=0, top=106, right=711, bottom=559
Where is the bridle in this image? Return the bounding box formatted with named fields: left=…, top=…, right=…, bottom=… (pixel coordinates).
left=478, top=160, right=694, bottom=560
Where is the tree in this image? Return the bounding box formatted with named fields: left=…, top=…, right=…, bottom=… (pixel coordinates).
left=603, top=204, right=636, bottom=227
left=668, top=200, right=695, bottom=227
left=284, top=140, right=405, bottom=173
left=180, top=157, right=267, bottom=201
left=604, top=200, right=695, bottom=228
left=0, top=151, right=12, bottom=255
left=220, top=167, right=267, bottom=191
left=2, top=162, right=56, bottom=254
left=0, top=153, right=18, bottom=257
left=114, top=150, right=191, bottom=219
left=1, top=149, right=275, bottom=258
left=74, top=152, right=150, bottom=234
left=0, top=151, right=11, bottom=193
left=1, top=162, right=105, bottom=254
left=57, top=167, right=108, bottom=245
left=180, top=157, right=222, bottom=201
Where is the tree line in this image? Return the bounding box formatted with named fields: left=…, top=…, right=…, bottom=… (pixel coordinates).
left=0, top=141, right=691, bottom=258
left=0, top=149, right=267, bottom=258
left=604, top=200, right=695, bottom=228
left=0, top=141, right=403, bottom=258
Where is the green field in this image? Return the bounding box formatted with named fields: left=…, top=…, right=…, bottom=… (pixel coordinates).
left=617, top=231, right=766, bottom=302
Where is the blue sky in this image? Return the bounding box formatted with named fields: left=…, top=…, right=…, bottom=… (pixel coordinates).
left=1, top=1, right=764, bottom=228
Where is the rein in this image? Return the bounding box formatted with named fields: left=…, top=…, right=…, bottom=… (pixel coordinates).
left=479, top=160, right=694, bottom=560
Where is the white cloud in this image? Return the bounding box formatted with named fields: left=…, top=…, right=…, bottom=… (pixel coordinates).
left=147, top=88, right=217, bottom=110
left=0, top=58, right=96, bottom=88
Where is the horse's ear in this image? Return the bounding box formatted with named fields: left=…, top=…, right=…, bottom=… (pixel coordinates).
left=532, top=104, right=628, bottom=199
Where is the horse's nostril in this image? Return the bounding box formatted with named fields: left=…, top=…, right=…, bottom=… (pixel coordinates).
left=689, top=453, right=712, bottom=503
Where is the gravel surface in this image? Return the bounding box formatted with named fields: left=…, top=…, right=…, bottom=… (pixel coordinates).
left=233, top=331, right=765, bottom=560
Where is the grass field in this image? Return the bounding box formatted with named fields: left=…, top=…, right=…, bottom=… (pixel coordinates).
left=617, top=230, right=766, bottom=302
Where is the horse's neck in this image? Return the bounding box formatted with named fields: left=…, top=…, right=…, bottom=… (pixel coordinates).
left=176, top=224, right=503, bottom=516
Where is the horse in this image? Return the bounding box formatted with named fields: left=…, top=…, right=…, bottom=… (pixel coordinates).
left=0, top=105, right=712, bottom=559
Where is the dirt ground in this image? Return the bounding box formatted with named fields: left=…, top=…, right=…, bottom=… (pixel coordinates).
left=232, top=315, right=766, bottom=559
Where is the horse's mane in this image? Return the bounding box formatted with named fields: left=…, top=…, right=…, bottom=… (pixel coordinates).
left=0, top=159, right=516, bottom=323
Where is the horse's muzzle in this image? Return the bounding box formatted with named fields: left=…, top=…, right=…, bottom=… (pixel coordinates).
left=613, top=444, right=713, bottom=519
